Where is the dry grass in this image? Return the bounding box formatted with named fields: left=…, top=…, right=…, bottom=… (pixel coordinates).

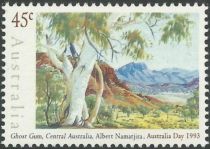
left=94, top=110, right=198, bottom=129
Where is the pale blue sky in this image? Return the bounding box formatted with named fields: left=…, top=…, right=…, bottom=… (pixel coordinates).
left=105, top=13, right=199, bottom=71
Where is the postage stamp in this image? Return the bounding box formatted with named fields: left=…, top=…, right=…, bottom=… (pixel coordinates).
left=2, top=4, right=208, bottom=147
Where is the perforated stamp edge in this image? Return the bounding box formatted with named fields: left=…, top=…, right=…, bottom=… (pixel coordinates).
left=1, top=3, right=209, bottom=148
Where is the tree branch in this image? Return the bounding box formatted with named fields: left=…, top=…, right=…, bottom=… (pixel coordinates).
left=145, top=21, right=155, bottom=39
left=113, top=18, right=136, bottom=28
left=98, top=32, right=120, bottom=61
left=108, top=37, right=125, bottom=46
left=49, top=97, right=53, bottom=105
left=41, top=43, right=74, bottom=77
left=84, top=27, right=105, bottom=58
left=150, top=19, right=158, bottom=27
left=86, top=62, right=104, bottom=124
left=41, top=44, right=64, bottom=71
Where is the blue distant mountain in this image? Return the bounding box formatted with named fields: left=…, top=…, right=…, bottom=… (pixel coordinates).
left=116, top=62, right=199, bottom=93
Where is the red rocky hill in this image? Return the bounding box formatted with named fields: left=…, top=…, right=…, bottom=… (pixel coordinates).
left=36, top=53, right=163, bottom=108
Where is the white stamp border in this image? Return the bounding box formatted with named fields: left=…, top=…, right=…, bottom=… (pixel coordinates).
left=1, top=4, right=209, bottom=147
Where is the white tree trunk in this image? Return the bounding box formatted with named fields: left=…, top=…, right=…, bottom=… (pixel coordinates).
left=62, top=46, right=97, bottom=126
left=43, top=32, right=101, bottom=127
left=86, top=62, right=104, bottom=125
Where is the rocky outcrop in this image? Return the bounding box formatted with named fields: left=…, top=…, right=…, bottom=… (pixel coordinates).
left=36, top=52, right=161, bottom=108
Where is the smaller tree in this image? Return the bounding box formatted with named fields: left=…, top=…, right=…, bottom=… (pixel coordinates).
left=98, top=104, right=113, bottom=121
left=131, top=106, right=137, bottom=113
left=160, top=104, right=172, bottom=121
left=186, top=90, right=199, bottom=119
left=85, top=95, right=96, bottom=113
left=189, top=109, right=198, bottom=120
left=181, top=106, right=197, bottom=121
left=137, top=105, right=150, bottom=118
left=36, top=65, right=65, bottom=127
left=121, top=107, right=132, bottom=117
left=181, top=107, right=191, bottom=122
left=152, top=110, right=161, bottom=118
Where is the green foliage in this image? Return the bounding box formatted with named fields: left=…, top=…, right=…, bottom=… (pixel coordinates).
left=122, top=30, right=149, bottom=60
left=161, top=14, right=193, bottom=44
left=36, top=105, right=46, bottom=126
left=85, top=96, right=118, bottom=126
left=131, top=106, right=137, bottom=112
left=152, top=110, right=161, bottom=117
left=85, top=13, right=110, bottom=49
left=177, top=90, right=199, bottom=122
left=137, top=105, right=150, bottom=117
left=36, top=65, right=65, bottom=127
left=181, top=107, right=191, bottom=121
left=159, top=104, right=173, bottom=120
left=37, top=65, right=65, bottom=103
left=85, top=95, right=96, bottom=113
left=121, top=107, right=132, bottom=117
left=160, top=104, right=172, bottom=113
left=37, top=13, right=194, bottom=61
left=97, top=103, right=113, bottom=120
left=94, top=105, right=198, bottom=128
left=187, top=90, right=199, bottom=110
left=149, top=13, right=167, bottom=20
left=46, top=13, right=85, bottom=43
left=185, top=89, right=199, bottom=120
left=36, top=15, right=44, bottom=42
left=102, top=121, right=119, bottom=128
left=39, top=13, right=110, bottom=50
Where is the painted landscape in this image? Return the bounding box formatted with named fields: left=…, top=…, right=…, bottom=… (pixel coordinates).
left=36, top=13, right=199, bottom=129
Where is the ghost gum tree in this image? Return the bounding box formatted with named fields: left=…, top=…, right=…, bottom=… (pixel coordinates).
left=36, top=13, right=193, bottom=127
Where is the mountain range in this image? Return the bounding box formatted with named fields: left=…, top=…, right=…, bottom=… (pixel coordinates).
left=37, top=53, right=164, bottom=108
left=116, top=62, right=199, bottom=94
